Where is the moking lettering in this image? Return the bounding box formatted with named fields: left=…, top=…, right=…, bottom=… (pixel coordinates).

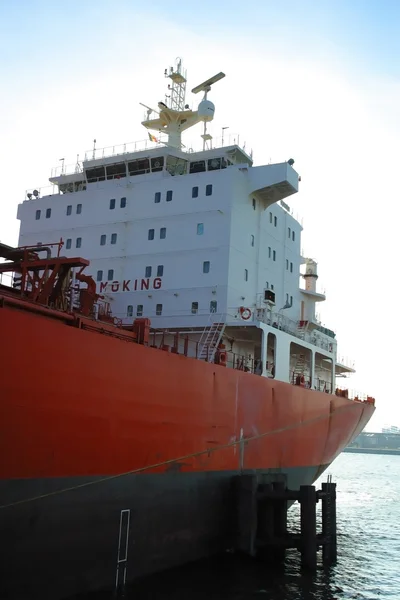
left=99, top=278, right=162, bottom=293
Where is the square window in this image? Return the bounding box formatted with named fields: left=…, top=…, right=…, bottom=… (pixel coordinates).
left=35, top=209, right=41, bottom=220
left=66, top=205, right=72, bottom=216
left=197, top=223, right=204, bottom=235
left=157, top=265, right=164, bottom=277
left=145, top=266, right=152, bottom=277
left=244, top=269, right=248, bottom=281
left=203, top=261, right=210, bottom=274
left=127, top=305, right=133, bottom=317
left=166, top=190, right=173, bottom=202
left=191, top=302, right=198, bottom=314
left=120, top=197, right=126, bottom=208
left=96, top=270, right=103, bottom=281
left=268, top=247, right=271, bottom=258
left=107, top=269, right=114, bottom=281
left=290, top=262, right=293, bottom=273
left=100, top=234, right=106, bottom=246
left=46, top=208, right=51, bottom=219
left=111, top=233, right=117, bottom=245
left=156, top=303, right=163, bottom=316
left=154, top=192, right=161, bottom=203
left=160, top=227, right=166, bottom=239
left=269, top=212, right=272, bottom=223
left=110, top=198, right=116, bottom=210
left=206, top=184, right=212, bottom=196
left=292, top=231, right=295, bottom=241
left=210, top=300, right=217, bottom=313
left=148, top=229, right=155, bottom=240
left=192, top=186, right=199, bottom=198
left=274, top=216, right=277, bottom=227
left=252, top=198, right=256, bottom=210
left=273, top=250, right=276, bottom=261
left=251, top=235, right=255, bottom=247
left=136, top=305, right=143, bottom=317
left=76, top=204, right=82, bottom=214
left=66, top=238, right=72, bottom=249
left=76, top=237, right=82, bottom=248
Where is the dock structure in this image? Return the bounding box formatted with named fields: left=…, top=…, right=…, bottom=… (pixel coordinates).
left=235, top=474, right=337, bottom=570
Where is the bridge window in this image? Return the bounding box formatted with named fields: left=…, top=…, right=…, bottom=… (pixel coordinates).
left=46, top=208, right=51, bottom=219
left=86, top=166, right=105, bottom=183
left=100, top=235, right=106, bottom=246
left=151, top=157, right=164, bottom=172
left=127, top=305, right=133, bottom=317
left=203, top=261, right=210, bottom=274
left=66, top=238, right=72, bottom=249
left=192, top=186, right=199, bottom=198
left=166, top=190, right=173, bottom=202
left=35, top=209, right=41, bottom=220
left=96, top=270, right=103, bottom=281
left=154, top=192, right=161, bottom=204
left=156, top=303, right=163, bottom=316
left=76, top=237, right=82, bottom=248
left=160, top=227, right=166, bottom=239
left=107, top=269, right=114, bottom=281
left=190, top=160, right=205, bottom=174
left=76, top=204, right=82, bottom=214
left=110, top=199, right=116, bottom=210
left=145, top=266, right=152, bottom=277
left=120, top=197, right=126, bottom=208
left=208, top=158, right=221, bottom=171
left=111, top=233, right=117, bottom=245
left=210, top=300, right=217, bottom=313
left=106, top=162, right=126, bottom=180
left=157, top=265, right=164, bottom=276
left=66, top=205, right=72, bottom=216
left=206, top=184, right=213, bottom=196
left=191, top=302, right=198, bottom=314
left=148, top=229, right=155, bottom=240
left=128, top=158, right=149, bottom=176
left=137, top=304, right=143, bottom=317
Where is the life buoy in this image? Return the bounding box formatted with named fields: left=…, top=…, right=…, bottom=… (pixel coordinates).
left=240, top=307, right=251, bottom=320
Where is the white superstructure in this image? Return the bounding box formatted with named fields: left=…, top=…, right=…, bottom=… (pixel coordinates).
left=16, top=59, right=354, bottom=394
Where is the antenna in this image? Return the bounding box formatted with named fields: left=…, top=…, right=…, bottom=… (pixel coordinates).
left=191, top=72, right=225, bottom=95
left=139, top=102, right=160, bottom=118
left=165, top=58, right=187, bottom=112
left=92, top=139, right=96, bottom=160
left=59, top=158, right=65, bottom=175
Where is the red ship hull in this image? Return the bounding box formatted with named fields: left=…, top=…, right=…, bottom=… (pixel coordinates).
left=0, top=304, right=374, bottom=599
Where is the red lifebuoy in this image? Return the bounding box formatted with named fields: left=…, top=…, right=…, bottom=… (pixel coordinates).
left=240, top=307, right=251, bottom=320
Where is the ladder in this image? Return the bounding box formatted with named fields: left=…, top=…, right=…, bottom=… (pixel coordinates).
left=293, top=353, right=306, bottom=381
left=198, top=313, right=226, bottom=362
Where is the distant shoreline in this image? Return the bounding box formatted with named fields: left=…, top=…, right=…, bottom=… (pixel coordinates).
left=344, top=447, right=400, bottom=456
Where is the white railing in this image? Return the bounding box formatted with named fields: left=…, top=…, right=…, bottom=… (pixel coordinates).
left=49, top=132, right=245, bottom=178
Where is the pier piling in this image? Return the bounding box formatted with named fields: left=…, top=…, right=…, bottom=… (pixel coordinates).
left=235, top=474, right=337, bottom=571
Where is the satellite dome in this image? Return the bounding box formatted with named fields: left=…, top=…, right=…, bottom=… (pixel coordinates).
left=198, top=99, right=215, bottom=122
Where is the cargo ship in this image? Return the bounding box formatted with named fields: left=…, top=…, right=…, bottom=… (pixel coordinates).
left=0, top=60, right=375, bottom=600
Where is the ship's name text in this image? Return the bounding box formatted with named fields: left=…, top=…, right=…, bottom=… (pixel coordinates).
left=98, top=278, right=162, bottom=293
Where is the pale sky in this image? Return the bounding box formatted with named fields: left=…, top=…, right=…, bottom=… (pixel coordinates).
left=1, top=0, right=399, bottom=431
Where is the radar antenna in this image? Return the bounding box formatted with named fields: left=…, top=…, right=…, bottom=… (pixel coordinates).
left=140, top=62, right=225, bottom=149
